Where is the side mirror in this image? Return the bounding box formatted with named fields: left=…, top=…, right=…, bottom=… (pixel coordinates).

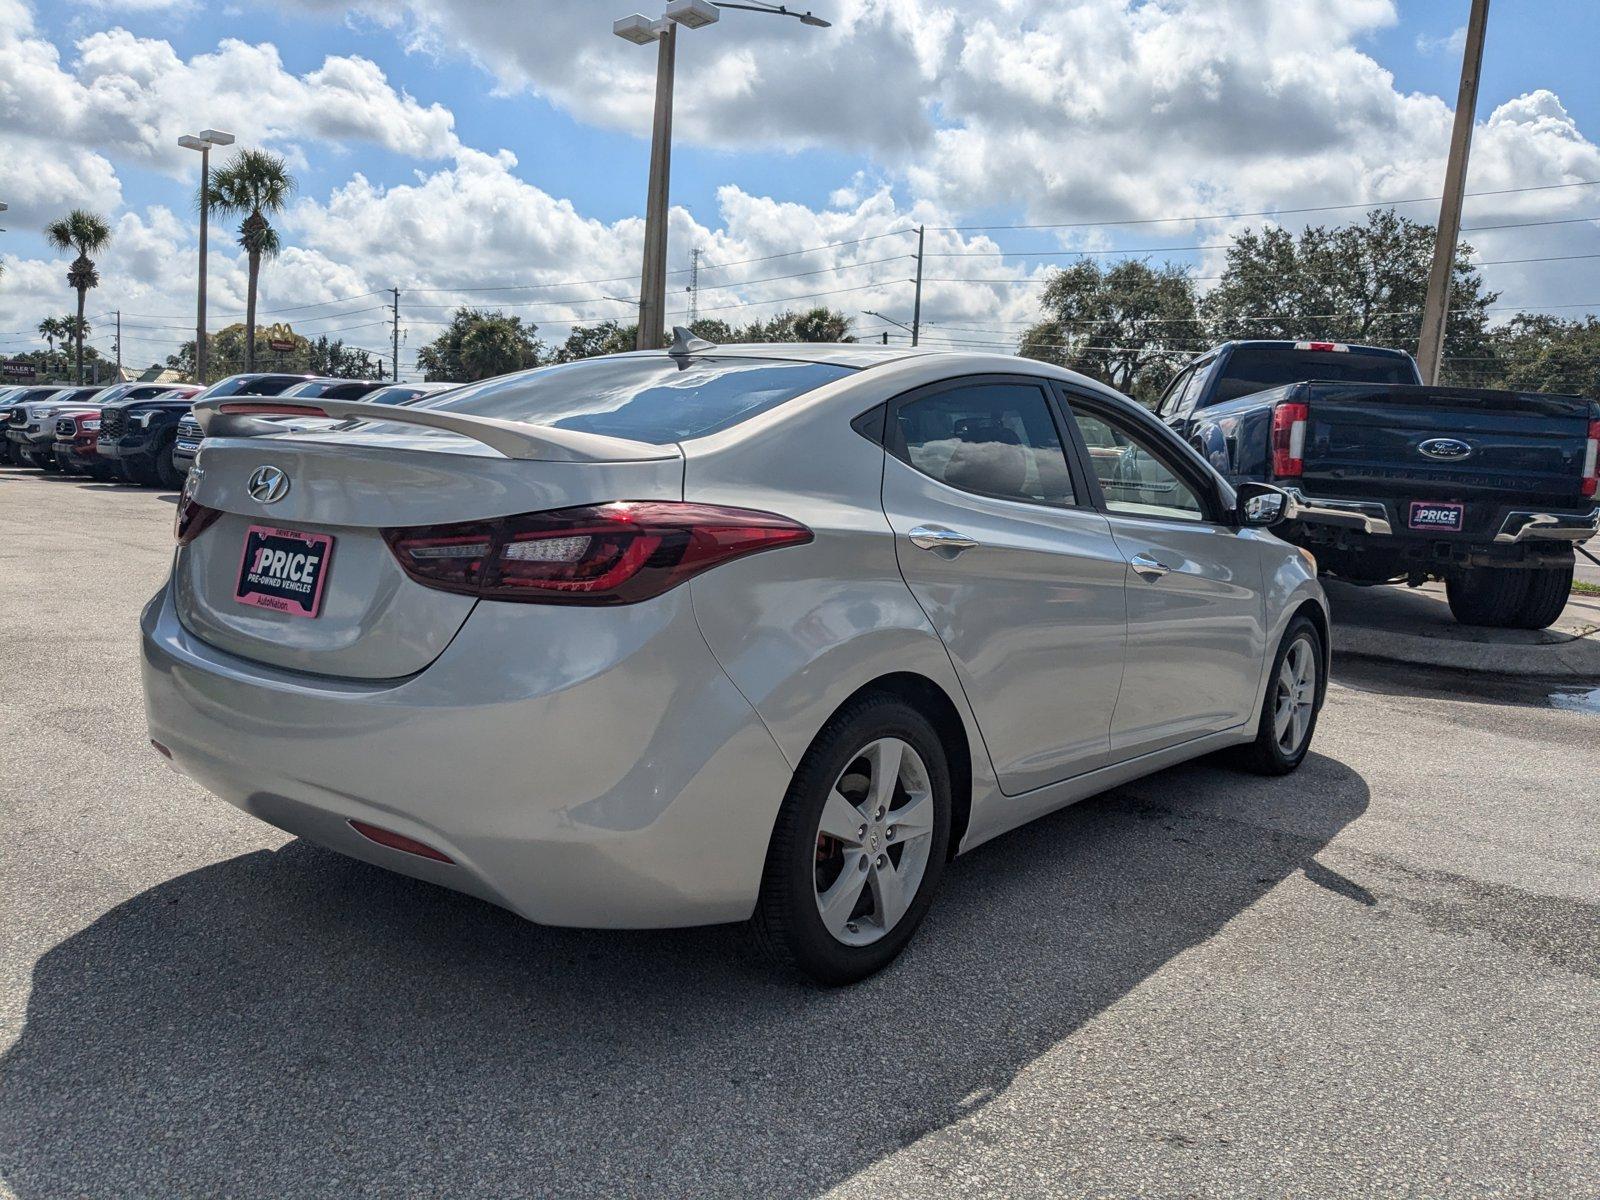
left=1234, top=481, right=1295, bottom=528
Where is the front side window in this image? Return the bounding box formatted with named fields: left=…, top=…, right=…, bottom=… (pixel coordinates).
left=1070, top=407, right=1208, bottom=522
left=1157, top=368, right=1193, bottom=418
left=895, top=383, right=1076, bottom=506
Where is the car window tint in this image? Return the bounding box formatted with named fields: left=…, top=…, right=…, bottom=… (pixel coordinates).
left=413, top=357, right=855, bottom=445
left=1070, top=408, right=1206, bottom=522
left=896, top=384, right=1076, bottom=506
left=1157, top=368, right=1192, bottom=417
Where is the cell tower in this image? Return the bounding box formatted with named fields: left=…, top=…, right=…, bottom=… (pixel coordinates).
left=687, top=248, right=701, bottom=326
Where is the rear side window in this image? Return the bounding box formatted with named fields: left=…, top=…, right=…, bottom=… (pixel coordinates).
left=415, top=356, right=855, bottom=445
left=1212, top=347, right=1416, bottom=404
left=894, top=383, right=1077, bottom=507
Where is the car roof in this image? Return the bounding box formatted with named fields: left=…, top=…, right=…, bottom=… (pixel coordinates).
left=616, top=342, right=934, bottom=370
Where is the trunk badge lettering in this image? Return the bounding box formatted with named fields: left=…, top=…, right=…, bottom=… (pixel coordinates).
left=247, top=465, right=290, bottom=504
left=1418, top=438, right=1472, bottom=462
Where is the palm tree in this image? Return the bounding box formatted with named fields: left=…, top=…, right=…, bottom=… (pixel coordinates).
left=44, top=210, right=112, bottom=384
left=38, top=317, right=63, bottom=367
left=207, top=150, right=296, bottom=371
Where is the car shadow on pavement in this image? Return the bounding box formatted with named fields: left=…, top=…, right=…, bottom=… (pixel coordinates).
left=0, top=752, right=1368, bottom=1198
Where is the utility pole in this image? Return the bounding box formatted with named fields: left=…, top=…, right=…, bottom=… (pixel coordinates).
left=392, top=287, right=401, bottom=383
left=115, top=310, right=122, bottom=379
left=1416, top=0, right=1490, bottom=385
left=911, top=224, right=925, bottom=348
left=687, top=247, right=701, bottom=326
left=636, top=22, right=676, bottom=351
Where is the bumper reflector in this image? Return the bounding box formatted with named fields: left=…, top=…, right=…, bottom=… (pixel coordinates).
left=348, top=819, right=455, bottom=863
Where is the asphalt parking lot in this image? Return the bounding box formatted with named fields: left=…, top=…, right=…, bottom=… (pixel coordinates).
left=1, top=466, right=1597, bottom=1198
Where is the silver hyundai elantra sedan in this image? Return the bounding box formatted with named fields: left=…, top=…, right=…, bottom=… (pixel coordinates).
left=143, top=337, right=1327, bottom=984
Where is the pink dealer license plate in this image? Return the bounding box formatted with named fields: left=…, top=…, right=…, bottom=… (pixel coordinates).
left=235, top=525, right=334, bottom=619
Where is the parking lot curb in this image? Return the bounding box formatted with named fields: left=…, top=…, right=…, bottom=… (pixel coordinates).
left=1335, top=620, right=1600, bottom=680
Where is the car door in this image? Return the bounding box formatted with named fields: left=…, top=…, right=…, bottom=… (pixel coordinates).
left=880, top=376, right=1128, bottom=794
left=1058, top=391, right=1268, bottom=759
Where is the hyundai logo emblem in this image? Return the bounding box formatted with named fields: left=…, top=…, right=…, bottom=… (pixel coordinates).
left=1417, top=437, right=1473, bottom=462
left=246, top=465, right=290, bottom=504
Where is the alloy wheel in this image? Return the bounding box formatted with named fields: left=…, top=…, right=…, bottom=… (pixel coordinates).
left=1273, top=636, right=1316, bottom=755
left=812, top=737, right=935, bottom=947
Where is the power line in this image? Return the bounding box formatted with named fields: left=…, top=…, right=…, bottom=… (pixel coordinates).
left=929, top=178, right=1600, bottom=232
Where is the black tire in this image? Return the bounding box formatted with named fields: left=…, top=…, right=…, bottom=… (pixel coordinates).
left=1446, top=566, right=1532, bottom=627
left=1507, top=562, right=1573, bottom=630
left=751, top=694, right=953, bottom=985
left=1233, top=615, right=1323, bottom=777
left=154, top=435, right=184, bottom=490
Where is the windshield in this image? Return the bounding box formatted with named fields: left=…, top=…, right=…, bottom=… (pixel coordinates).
left=282, top=379, right=383, bottom=400
left=411, top=356, right=856, bottom=445
left=1211, top=347, right=1418, bottom=404
left=192, top=374, right=310, bottom=401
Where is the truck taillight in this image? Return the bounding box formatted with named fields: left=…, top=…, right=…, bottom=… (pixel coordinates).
left=1271, top=402, right=1309, bottom=478
left=1583, top=418, right=1599, bottom=498
left=1294, top=341, right=1347, bottom=352
left=382, top=501, right=814, bottom=605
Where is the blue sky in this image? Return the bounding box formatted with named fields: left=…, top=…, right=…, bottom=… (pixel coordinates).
left=5, top=0, right=1599, bottom=369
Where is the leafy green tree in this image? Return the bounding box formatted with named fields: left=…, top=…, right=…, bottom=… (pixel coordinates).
left=742, top=307, right=855, bottom=343
left=1202, top=209, right=1498, bottom=376
left=416, top=309, right=546, bottom=381
left=1487, top=314, right=1600, bottom=396
left=44, top=209, right=112, bottom=384
left=553, top=320, right=638, bottom=363
left=1018, top=260, right=1202, bottom=402
left=207, top=150, right=296, bottom=372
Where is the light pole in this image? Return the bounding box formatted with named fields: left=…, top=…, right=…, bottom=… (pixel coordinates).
left=179, top=128, right=235, bottom=385
left=864, top=310, right=915, bottom=343
left=614, top=0, right=830, bottom=351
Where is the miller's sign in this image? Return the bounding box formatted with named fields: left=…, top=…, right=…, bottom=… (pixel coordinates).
left=1, top=360, right=36, bottom=380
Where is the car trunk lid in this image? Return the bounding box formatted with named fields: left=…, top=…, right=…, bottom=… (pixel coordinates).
left=175, top=427, right=683, bottom=679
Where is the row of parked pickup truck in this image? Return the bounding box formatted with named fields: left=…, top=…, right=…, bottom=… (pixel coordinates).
left=5, top=340, right=1598, bottom=631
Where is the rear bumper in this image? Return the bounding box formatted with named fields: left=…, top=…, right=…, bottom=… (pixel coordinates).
left=1284, top=487, right=1596, bottom=546
left=1281, top=487, right=1393, bottom=535
left=1494, top=507, right=1600, bottom=544
left=140, top=581, right=792, bottom=929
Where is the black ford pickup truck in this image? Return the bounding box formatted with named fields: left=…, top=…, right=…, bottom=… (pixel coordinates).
left=1157, top=340, right=1599, bottom=629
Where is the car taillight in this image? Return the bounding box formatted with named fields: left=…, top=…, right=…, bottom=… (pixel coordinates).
left=1583, top=418, right=1599, bottom=498
left=382, top=501, right=813, bottom=605
left=1271, top=401, right=1309, bottom=478
left=1294, top=341, right=1347, bottom=352
left=174, top=475, right=222, bottom=545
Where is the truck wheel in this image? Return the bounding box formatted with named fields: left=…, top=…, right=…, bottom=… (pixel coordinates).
left=154, top=436, right=184, bottom=490
left=1445, top=567, right=1531, bottom=627
left=1507, top=563, right=1573, bottom=631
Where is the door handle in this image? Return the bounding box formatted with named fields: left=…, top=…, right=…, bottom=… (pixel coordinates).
left=909, top=525, right=979, bottom=553
left=1129, top=552, right=1171, bottom=580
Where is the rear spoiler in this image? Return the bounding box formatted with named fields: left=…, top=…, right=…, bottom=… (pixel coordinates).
left=191, top=398, right=675, bottom=464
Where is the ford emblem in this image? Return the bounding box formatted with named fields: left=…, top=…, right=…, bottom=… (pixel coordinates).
left=247, top=465, right=290, bottom=504
left=1417, top=437, right=1472, bottom=462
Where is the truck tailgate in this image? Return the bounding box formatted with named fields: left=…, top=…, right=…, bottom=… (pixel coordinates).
left=1301, top=384, right=1592, bottom=503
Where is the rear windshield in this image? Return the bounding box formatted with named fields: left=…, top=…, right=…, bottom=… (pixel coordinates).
left=413, top=356, right=856, bottom=445
left=1211, top=347, right=1417, bottom=404
left=283, top=380, right=383, bottom=400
